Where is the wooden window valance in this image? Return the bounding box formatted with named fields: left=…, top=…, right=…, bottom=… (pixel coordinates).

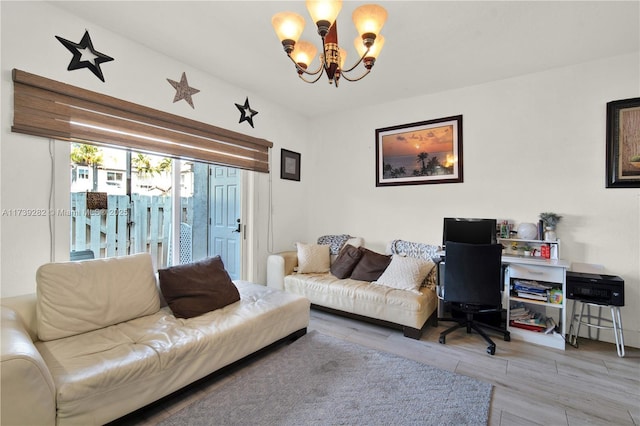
left=12, top=69, right=273, bottom=173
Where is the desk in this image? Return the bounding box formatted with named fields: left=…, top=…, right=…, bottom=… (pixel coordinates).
left=437, top=254, right=570, bottom=350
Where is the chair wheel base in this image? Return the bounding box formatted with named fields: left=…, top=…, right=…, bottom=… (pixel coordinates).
left=504, top=333, right=511, bottom=342
left=487, top=345, right=496, bottom=355
left=439, top=335, right=446, bottom=344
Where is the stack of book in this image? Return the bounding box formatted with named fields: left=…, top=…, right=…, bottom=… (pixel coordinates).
left=509, top=303, right=557, bottom=333
left=512, top=279, right=551, bottom=302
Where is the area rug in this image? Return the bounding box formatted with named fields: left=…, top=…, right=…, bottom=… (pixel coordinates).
left=159, top=331, right=492, bottom=425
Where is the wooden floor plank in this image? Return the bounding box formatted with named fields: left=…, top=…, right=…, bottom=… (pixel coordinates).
left=491, top=386, right=569, bottom=425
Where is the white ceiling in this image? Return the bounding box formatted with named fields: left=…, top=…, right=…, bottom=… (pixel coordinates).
left=49, top=1, right=639, bottom=118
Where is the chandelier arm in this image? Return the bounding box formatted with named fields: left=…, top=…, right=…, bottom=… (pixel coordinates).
left=287, top=53, right=324, bottom=76
left=339, top=68, right=371, bottom=82
left=341, top=46, right=370, bottom=74
left=298, top=72, right=326, bottom=84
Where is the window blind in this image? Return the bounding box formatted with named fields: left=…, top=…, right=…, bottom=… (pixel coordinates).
left=12, top=69, right=273, bottom=173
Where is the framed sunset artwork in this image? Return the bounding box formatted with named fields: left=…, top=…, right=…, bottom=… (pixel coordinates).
left=375, top=115, right=463, bottom=187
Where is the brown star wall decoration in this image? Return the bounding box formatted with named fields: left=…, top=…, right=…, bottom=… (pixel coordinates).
left=167, top=72, right=200, bottom=109
left=55, top=30, right=114, bottom=82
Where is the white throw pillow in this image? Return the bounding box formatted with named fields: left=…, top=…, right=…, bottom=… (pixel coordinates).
left=296, top=242, right=330, bottom=273
left=373, top=254, right=435, bottom=293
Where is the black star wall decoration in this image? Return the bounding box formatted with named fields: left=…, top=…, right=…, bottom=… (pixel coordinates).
left=55, top=30, right=114, bottom=82
left=167, top=72, right=200, bottom=109
left=235, top=97, right=258, bottom=128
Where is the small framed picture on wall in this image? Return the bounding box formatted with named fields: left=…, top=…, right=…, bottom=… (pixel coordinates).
left=281, top=149, right=301, bottom=181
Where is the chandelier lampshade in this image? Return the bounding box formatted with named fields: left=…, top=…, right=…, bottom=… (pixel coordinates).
left=339, top=47, right=347, bottom=69
left=355, top=34, right=384, bottom=69
left=352, top=4, right=387, bottom=46
left=306, top=0, right=342, bottom=36
left=271, top=12, right=306, bottom=53
left=292, top=40, right=318, bottom=70
left=272, top=0, right=388, bottom=86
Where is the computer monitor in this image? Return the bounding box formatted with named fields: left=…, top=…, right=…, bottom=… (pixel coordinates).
left=442, top=217, right=497, bottom=246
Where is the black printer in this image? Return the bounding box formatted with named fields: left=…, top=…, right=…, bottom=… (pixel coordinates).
left=566, top=271, right=624, bottom=306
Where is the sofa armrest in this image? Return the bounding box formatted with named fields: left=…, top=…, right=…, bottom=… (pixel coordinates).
left=1, top=293, right=38, bottom=341
left=267, top=251, right=298, bottom=290
left=1, top=307, right=56, bottom=426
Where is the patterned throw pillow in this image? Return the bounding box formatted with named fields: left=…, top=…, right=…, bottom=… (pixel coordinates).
left=373, top=254, right=435, bottom=293
left=317, top=234, right=352, bottom=255
left=296, top=242, right=331, bottom=273
left=390, top=239, right=440, bottom=261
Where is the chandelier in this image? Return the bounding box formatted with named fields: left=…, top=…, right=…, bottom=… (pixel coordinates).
left=272, top=0, right=387, bottom=87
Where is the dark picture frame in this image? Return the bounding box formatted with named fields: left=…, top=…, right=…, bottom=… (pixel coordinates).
left=606, top=97, right=640, bottom=188
left=280, top=149, right=301, bottom=181
left=375, top=115, right=463, bottom=187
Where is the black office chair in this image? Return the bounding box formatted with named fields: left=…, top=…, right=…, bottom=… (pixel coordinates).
left=438, top=241, right=510, bottom=355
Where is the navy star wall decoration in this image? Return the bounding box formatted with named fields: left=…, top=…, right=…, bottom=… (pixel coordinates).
left=167, top=72, right=200, bottom=109
left=55, top=30, right=114, bottom=82
left=235, top=97, right=258, bottom=128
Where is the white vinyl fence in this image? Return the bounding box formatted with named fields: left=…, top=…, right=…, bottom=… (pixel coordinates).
left=70, top=193, right=193, bottom=268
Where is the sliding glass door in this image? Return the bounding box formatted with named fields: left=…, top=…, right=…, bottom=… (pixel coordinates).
left=69, top=143, right=243, bottom=274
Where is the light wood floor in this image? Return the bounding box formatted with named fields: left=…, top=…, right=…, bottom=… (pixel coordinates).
left=117, top=309, right=640, bottom=426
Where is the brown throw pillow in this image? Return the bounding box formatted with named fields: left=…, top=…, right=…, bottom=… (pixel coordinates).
left=330, top=244, right=364, bottom=279
left=350, top=248, right=392, bottom=282
left=159, top=256, right=240, bottom=319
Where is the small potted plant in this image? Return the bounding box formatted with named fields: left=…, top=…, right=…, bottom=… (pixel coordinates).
left=519, top=245, right=533, bottom=256
left=539, top=212, right=562, bottom=241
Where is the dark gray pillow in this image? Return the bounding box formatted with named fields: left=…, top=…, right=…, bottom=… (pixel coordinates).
left=330, top=244, right=364, bottom=279
left=159, top=256, right=240, bottom=319
left=350, top=248, right=392, bottom=282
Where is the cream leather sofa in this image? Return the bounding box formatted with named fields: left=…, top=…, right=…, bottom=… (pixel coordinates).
left=0, top=253, right=310, bottom=426
left=267, top=239, right=439, bottom=339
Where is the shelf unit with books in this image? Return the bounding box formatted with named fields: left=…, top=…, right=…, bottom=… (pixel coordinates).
left=503, top=260, right=570, bottom=350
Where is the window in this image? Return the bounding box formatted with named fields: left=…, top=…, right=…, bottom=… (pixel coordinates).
left=12, top=70, right=255, bottom=274
left=70, top=144, right=243, bottom=275
left=71, top=145, right=177, bottom=266
left=107, top=172, right=123, bottom=182
left=78, top=167, right=89, bottom=180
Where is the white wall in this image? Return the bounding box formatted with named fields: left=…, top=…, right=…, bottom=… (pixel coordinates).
left=0, top=1, right=310, bottom=296
left=304, top=53, right=640, bottom=347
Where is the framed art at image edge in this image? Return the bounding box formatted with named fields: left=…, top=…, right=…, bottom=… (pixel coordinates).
left=606, top=97, right=640, bottom=188
left=281, top=149, right=301, bottom=181
left=375, top=115, right=463, bottom=187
